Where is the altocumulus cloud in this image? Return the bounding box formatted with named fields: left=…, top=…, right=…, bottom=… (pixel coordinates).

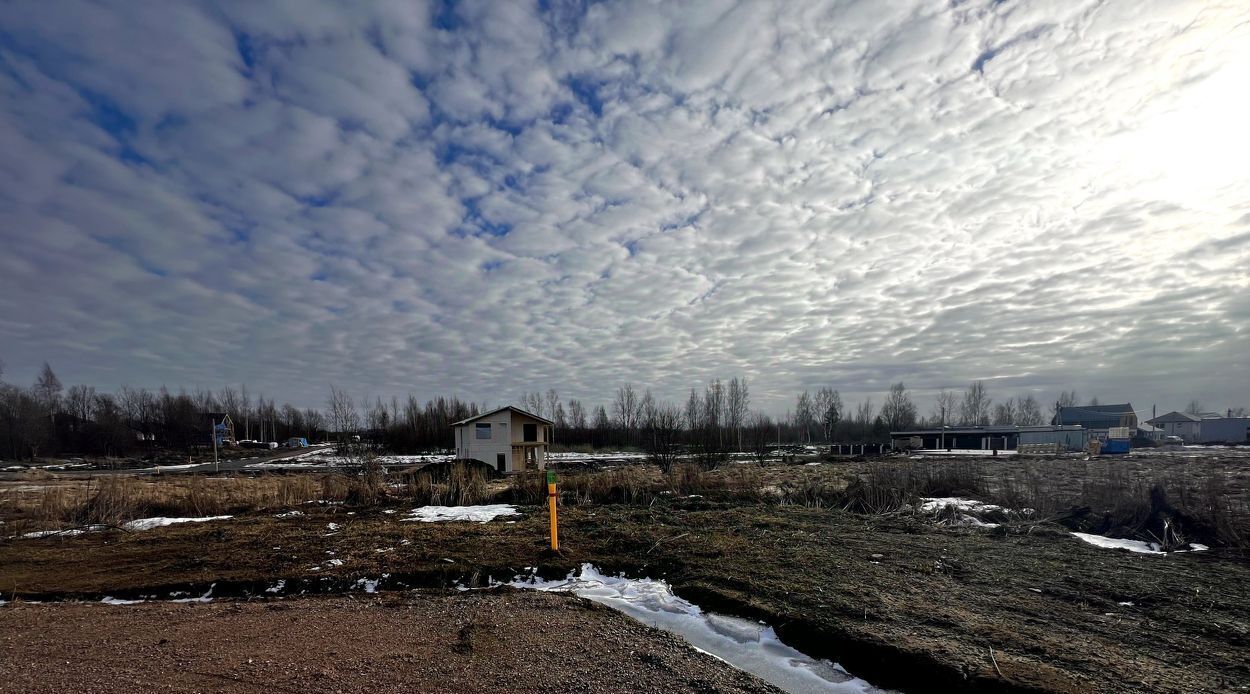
left=0, top=0, right=1247, bottom=413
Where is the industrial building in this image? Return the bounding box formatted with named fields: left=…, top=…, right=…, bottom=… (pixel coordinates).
left=1196, top=417, right=1250, bottom=444
left=890, top=425, right=1087, bottom=453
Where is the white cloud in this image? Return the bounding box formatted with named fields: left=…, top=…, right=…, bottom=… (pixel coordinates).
left=0, top=0, right=1247, bottom=416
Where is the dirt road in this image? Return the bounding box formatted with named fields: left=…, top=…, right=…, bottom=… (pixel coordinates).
left=0, top=590, right=778, bottom=694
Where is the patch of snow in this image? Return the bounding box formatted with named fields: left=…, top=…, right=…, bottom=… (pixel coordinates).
left=1118, top=601, right=1134, bottom=607
left=355, top=578, right=379, bottom=593
left=401, top=504, right=520, bottom=523
left=513, top=564, right=877, bottom=694
left=326, top=523, right=340, bottom=531
left=101, top=596, right=144, bottom=605
left=908, top=449, right=1018, bottom=458
left=919, top=498, right=1002, bottom=513
left=266, top=580, right=286, bottom=594
left=275, top=510, right=303, bottom=518
left=19, top=525, right=108, bottom=538
left=1072, top=533, right=1164, bottom=554
left=1189, top=543, right=1209, bottom=552
left=326, top=558, right=344, bottom=566
left=122, top=516, right=232, bottom=531
left=171, top=585, right=215, bottom=603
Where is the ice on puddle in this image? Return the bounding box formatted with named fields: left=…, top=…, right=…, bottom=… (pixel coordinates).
left=513, top=564, right=878, bottom=694
left=402, top=504, right=520, bottom=523
left=123, top=516, right=232, bottom=531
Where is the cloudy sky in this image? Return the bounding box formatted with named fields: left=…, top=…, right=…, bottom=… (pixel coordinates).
left=1, top=0, right=1248, bottom=416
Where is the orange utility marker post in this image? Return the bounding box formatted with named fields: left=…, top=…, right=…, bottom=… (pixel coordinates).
left=547, top=469, right=559, bottom=551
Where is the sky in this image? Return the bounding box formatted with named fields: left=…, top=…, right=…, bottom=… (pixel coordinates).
left=1, top=0, right=1248, bottom=418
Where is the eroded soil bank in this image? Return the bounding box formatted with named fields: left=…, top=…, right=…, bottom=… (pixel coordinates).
left=3, top=502, right=1248, bottom=692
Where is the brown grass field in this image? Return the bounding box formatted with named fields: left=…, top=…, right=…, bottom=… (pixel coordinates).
left=2, top=450, right=1249, bottom=693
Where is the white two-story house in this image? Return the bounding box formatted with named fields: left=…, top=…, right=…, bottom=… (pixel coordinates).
left=452, top=406, right=553, bottom=473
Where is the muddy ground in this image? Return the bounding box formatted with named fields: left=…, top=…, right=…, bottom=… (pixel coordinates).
left=4, top=495, right=1249, bottom=692
left=0, top=590, right=778, bottom=693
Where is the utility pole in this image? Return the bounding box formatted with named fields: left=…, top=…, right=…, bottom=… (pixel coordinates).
left=212, top=417, right=219, bottom=472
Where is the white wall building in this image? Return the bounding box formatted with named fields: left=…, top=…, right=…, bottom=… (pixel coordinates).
left=452, top=406, right=553, bottom=473
left=1146, top=411, right=1201, bottom=442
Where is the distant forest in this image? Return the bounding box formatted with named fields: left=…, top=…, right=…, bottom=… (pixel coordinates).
left=1, top=357, right=1094, bottom=461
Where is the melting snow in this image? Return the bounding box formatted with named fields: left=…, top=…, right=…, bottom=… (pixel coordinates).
left=275, top=510, right=303, bottom=518
left=1072, top=533, right=1209, bottom=555
left=919, top=498, right=1002, bottom=513
left=266, top=580, right=286, bottom=594
left=513, top=564, right=879, bottom=694
left=402, top=504, right=520, bottom=523
left=123, top=516, right=233, bottom=531
left=101, top=596, right=144, bottom=605
left=171, top=585, right=215, bottom=603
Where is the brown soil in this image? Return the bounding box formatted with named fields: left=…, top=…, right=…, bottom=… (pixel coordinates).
left=0, top=590, right=777, bottom=693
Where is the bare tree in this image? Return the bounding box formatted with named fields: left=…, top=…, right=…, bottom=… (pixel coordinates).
left=726, top=377, right=749, bottom=451
left=992, top=397, right=1018, bottom=425
left=794, top=391, right=815, bottom=443
left=959, top=381, right=991, bottom=426
left=745, top=412, right=774, bottom=466
left=1185, top=400, right=1205, bottom=416
left=642, top=402, right=683, bottom=472
left=612, top=383, right=640, bottom=430
left=1017, top=395, right=1043, bottom=426
left=327, top=385, right=359, bottom=442
left=33, top=362, right=62, bottom=411
left=813, top=388, right=842, bottom=443
left=544, top=389, right=559, bottom=422
left=567, top=399, right=587, bottom=429
left=881, top=382, right=918, bottom=431
left=932, top=389, right=957, bottom=427
left=1057, top=390, right=1080, bottom=408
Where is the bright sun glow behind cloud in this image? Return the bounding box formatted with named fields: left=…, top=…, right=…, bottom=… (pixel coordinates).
left=1102, top=42, right=1250, bottom=213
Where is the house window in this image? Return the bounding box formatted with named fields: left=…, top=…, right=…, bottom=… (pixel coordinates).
left=523, top=423, right=538, bottom=442
left=475, top=423, right=492, bottom=440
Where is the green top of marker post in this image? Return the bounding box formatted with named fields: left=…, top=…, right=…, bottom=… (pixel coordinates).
left=546, top=469, right=556, bottom=484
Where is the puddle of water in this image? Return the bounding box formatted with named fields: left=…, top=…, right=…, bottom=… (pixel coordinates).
left=512, top=563, right=884, bottom=694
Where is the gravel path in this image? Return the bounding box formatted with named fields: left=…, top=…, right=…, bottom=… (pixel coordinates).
left=0, top=590, right=778, bottom=694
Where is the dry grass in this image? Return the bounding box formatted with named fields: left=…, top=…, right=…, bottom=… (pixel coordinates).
left=0, top=474, right=346, bottom=535
left=402, top=461, right=492, bottom=506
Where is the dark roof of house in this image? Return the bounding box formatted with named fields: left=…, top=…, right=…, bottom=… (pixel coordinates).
left=451, top=405, right=554, bottom=427
left=1052, top=404, right=1134, bottom=426
left=1147, top=411, right=1200, bottom=424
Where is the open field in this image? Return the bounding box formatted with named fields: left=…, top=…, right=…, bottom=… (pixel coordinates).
left=2, top=451, right=1249, bottom=693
